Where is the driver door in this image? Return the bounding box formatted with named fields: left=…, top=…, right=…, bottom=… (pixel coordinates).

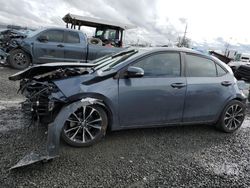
left=33, top=29, right=65, bottom=63
left=118, top=52, right=186, bottom=127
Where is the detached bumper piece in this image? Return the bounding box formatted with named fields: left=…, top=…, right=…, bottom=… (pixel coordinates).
left=10, top=98, right=104, bottom=170
left=10, top=152, right=56, bottom=170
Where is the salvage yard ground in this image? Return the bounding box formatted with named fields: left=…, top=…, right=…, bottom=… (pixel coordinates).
left=0, top=66, right=250, bottom=187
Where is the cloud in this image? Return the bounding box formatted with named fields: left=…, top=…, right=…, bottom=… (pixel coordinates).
left=0, top=0, right=182, bottom=45
left=61, top=0, right=180, bottom=44
left=0, top=0, right=250, bottom=51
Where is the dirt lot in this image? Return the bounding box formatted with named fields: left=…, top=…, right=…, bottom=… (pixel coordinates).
left=0, top=66, right=250, bottom=187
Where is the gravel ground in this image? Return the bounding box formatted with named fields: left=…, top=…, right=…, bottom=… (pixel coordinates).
left=0, top=66, right=250, bottom=188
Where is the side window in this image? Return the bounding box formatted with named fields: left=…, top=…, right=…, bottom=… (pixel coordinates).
left=65, top=31, right=80, bottom=43
left=41, top=30, right=63, bottom=43
left=186, top=54, right=217, bottom=77
left=133, top=53, right=181, bottom=77
left=216, top=64, right=227, bottom=76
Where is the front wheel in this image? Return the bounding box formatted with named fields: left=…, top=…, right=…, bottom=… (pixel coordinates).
left=8, top=49, right=31, bottom=70
left=216, top=100, right=246, bottom=133
left=61, top=105, right=108, bottom=147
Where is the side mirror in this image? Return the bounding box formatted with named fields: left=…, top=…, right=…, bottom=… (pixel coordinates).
left=125, top=66, right=144, bottom=78
left=37, top=35, right=48, bottom=42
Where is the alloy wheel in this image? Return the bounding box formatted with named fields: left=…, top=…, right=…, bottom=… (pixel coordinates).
left=63, top=106, right=103, bottom=144
left=224, top=104, right=245, bottom=131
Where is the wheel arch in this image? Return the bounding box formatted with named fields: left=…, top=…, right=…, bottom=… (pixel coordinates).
left=8, top=47, right=33, bottom=64
left=66, top=92, right=116, bottom=131
left=215, top=95, right=247, bottom=124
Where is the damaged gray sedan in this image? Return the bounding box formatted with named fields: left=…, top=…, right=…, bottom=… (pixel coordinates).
left=9, top=48, right=247, bottom=168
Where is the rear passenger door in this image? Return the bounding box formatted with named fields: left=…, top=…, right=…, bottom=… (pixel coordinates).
left=63, top=31, right=88, bottom=62
left=183, top=53, right=232, bottom=123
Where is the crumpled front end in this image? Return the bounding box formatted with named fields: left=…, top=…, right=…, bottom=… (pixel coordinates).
left=19, top=79, right=67, bottom=124
left=0, top=49, right=8, bottom=65
left=11, top=96, right=104, bottom=170
left=0, top=29, right=26, bottom=48
left=9, top=64, right=97, bottom=169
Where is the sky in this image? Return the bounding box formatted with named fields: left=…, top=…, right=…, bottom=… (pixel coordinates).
left=0, top=0, right=250, bottom=52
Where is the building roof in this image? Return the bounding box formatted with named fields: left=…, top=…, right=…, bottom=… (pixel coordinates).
left=63, top=13, right=135, bottom=30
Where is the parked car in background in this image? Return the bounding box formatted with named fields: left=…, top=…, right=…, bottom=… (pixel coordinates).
left=3, top=27, right=122, bottom=69
left=228, top=53, right=250, bottom=72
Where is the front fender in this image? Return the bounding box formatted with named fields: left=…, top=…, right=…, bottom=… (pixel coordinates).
left=10, top=98, right=104, bottom=169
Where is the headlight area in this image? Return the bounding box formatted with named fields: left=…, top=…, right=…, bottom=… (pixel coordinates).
left=19, top=79, right=67, bottom=123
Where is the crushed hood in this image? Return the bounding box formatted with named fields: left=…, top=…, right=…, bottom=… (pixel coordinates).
left=9, top=62, right=96, bottom=81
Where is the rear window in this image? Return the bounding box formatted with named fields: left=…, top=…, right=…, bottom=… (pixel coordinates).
left=186, top=54, right=217, bottom=77
left=65, top=31, right=80, bottom=43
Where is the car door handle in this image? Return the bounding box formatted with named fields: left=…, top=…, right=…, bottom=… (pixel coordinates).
left=171, top=83, right=186, bottom=89
left=221, top=81, right=232, bottom=86
left=57, top=44, right=64, bottom=48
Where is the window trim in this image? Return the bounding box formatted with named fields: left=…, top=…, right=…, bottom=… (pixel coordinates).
left=119, top=51, right=183, bottom=79
left=215, top=63, right=227, bottom=77
left=184, top=53, right=228, bottom=77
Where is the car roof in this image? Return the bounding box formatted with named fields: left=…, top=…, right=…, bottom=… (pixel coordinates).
left=38, top=27, right=84, bottom=33
left=125, top=47, right=211, bottom=61
left=135, top=47, right=206, bottom=55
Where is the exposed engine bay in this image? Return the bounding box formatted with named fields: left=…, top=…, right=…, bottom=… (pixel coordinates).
left=8, top=63, right=105, bottom=169
left=0, top=29, right=26, bottom=52
left=18, top=67, right=91, bottom=123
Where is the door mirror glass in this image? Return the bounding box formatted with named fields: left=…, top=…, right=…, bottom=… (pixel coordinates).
left=125, top=66, right=144, bottom=78
left=37, top=35, right=48, bottom=42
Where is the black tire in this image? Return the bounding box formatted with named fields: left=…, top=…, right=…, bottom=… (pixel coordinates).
left=8, top=49, right=31, bottom=70
left=61, top=105, right=108, bottom=147
left=216, top=100, right=246, bottom=133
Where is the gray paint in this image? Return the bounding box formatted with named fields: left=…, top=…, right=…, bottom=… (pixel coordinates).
left=52, top=48, right=246, bottom=131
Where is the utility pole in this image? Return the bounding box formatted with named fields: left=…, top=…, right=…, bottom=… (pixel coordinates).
left=181, top=23, right=187, bottom=47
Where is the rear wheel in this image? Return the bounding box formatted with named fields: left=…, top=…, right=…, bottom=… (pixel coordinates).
left=9, top=49, right=31, bottom=70
left=216, top=100, right=246, bottom=133
left=61, top=105, right=108, bottom=147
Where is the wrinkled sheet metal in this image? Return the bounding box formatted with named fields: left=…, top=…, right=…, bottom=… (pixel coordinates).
left=10, top=97, right=104, bottom=170
left=0, top=29, right=26, bottom=50
left=0, top=49, right=8, bottom=65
